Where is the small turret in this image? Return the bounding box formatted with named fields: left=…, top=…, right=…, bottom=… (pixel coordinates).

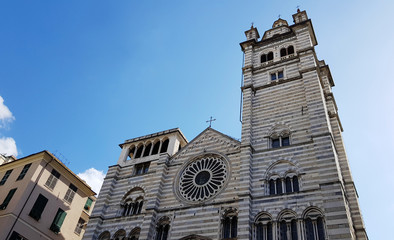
left=272, top=18, right=288, bottom=28
left=244, top=25, right=260, bottom=41
left=292, top=9, right=308, bottom=24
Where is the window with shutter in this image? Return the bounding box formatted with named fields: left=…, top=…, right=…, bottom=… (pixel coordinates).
left=45, top=169, right=60, bottom=190
left=84, top=198, right=93, bottom=211
left=50, top=208, right=67, bottom=234
left=74, top=218, right=85, bottom=235
left=16, top=163, right=32, bottom=181
left=64, top=184, right=78, bottom=204
left=0, top=169, right=13, bottom=185
left=0, top=188, right=17, bottom=210
left=29, top=194, right=48, bottom=221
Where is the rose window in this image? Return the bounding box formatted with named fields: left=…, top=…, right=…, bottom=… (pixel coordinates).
left=178, top=154, right=229, bottom=202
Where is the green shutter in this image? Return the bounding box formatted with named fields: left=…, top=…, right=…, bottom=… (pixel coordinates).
left=54, top=208, right=67, bottom=228
left=51, top=208, right=67, bottom=233
left=84, top=198, right=93, bottom=210
left=1, top=188, right=17, bottom=209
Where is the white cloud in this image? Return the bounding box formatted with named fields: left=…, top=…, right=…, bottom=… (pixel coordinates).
left=0, top=96, right=15, bottom=128
left=0, top=137, right=18, bottom=156
left=77, top=168, right=106, bottom=194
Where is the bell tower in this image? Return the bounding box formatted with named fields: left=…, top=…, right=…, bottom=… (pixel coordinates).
left=239, top=9, right=368, bottom=239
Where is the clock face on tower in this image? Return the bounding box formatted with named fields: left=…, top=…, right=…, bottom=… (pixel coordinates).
left=175, top=153, right=230, bottom=204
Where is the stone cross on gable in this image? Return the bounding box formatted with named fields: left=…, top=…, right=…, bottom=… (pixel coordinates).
left=206, top=116, right=216, bottom=127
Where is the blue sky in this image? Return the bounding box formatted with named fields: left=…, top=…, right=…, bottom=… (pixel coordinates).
left=0, top=0, right=393, bottom=238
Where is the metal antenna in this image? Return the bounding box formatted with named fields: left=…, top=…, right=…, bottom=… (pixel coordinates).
left=53, top=150, right=70, bottom=166
left=206, top=116, right=216, bottom=127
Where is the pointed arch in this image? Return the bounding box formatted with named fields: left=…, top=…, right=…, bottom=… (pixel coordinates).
left=222, top=208, right=237, bottom=239
left=156, top=216, right=171, bottom=240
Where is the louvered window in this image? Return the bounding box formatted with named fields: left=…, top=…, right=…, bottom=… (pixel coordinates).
left=45, top=169, right=60, bottom=190
left=64, top=184, right=78, bottom=204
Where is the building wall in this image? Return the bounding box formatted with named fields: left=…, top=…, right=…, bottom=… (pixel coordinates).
left=83, top=10, right=367, bottom=240
left=0, top=151, right=95, bottom=240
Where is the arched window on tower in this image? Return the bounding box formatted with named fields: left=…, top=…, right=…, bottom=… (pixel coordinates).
left=255, top=213, right=273, bottom=240
left=121, top=188, right=145, bottom=217
left=269, top=179, right=275, bottom=195
left=276, top=178, right=283, bottom=194
left=160, top=139, right=169, bottom=153
left=293, top=176, right=299, bottom=192
left=270, top=130, right=290, bottom=148
left=277, top=211, right=298, bottom=240
left=303, top=209, right=326, bottom=240
left=135, top=145, right=144, bottom=158
left=261, top=54, right=267, bottom=63
left=152, top=141, right=160, bottom=155
left=280, top=48, right=287, bottom=57
left=128, top=146, right=136, bottom=160
left=287, top=45, right=294, bottom=55
left=143, top=142, right=152, bottom=157
left=267, top=52, right=274, bottom=61
left=222, top=210, right=237, bottom=239
left=268, top=174, right=300, bottom=195
left=279, top=220, right=288, bottom=240
left=156, top=217, right=170, bottom=240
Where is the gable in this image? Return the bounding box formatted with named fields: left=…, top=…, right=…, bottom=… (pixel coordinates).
left=170, top=128, right=240, bottom=165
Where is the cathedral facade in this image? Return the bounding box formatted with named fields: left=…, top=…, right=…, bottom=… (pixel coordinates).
left=83, top=10, right=367, bottom=240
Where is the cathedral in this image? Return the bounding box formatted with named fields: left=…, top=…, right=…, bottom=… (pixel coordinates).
left=83, top=10, right=368, bottom=240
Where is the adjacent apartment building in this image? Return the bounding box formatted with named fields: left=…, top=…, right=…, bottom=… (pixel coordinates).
left=0, top=150, right=96, bottom=240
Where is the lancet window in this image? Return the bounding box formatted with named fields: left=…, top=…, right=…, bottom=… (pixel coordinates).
left=278, top=211, right=298, bottom=240
left=304, top=209, right=326, bottom=240
left=222, top=210, right=238, bottom=239
left=121, top=188, right=144, bottom=217
left=156, top=217, right=170, bottom=240
left=269, top=175, right=299, bottom=195
left=255, top=213, right=273, bottom=240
